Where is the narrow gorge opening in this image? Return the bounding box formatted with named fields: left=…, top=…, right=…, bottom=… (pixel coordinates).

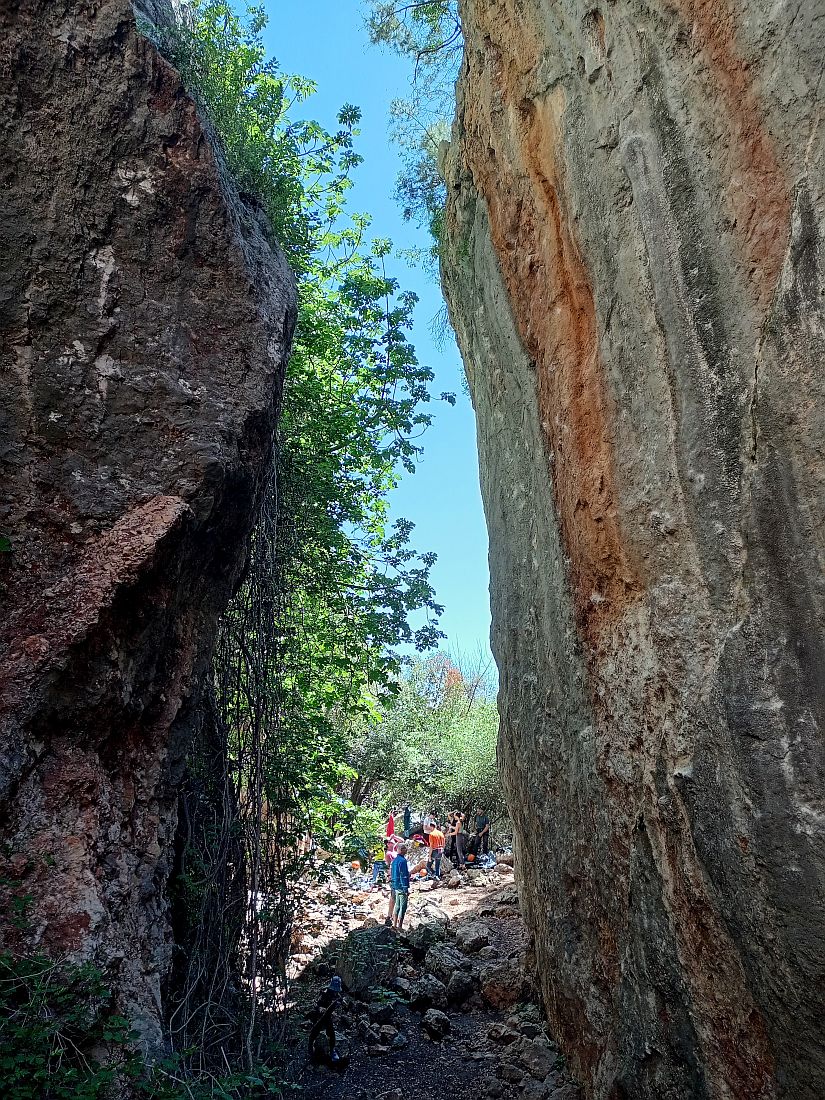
left=2, top=1, right=824, bottom=1099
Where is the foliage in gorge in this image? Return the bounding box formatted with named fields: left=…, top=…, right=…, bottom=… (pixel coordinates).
left=0, top=952, right=136, bottom=1100
left=139, top=0, right=452, bottom=1081
left=346, top=653, right=506, bottom=834
left=367, top=2, right=463, bottom=271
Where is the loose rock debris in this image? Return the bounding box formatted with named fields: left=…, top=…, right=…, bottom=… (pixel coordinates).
left=286, top=863, right=581, bottom=1100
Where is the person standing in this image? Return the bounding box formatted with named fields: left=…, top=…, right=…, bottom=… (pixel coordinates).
left=427, top=824, right=445, bottom=879
left=453, top=811, right=467, bottom=867
left=371, top=845, right=387, bottom=884
left=444, top=811, right=457, bottom=864
left=307, top=975, right=342, bottom=1062
left=422, top=809, right=436, bottom=846
left=390, top=843, right=410, bottom=930
left=474, top=809, right=491, bottom=855
left=383, top=834, right=401, bottom=925
left=403, top=803, right=412, bottom=839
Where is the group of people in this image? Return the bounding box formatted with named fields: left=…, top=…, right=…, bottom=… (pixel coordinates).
left=371, top=805, right=492, bottom=932
left=309, top=805, right=492, bottom=1063
left=421, top=807, right=490, bottom=869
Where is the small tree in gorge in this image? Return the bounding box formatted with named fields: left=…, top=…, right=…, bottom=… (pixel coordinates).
left=367, top=2, right=463, bottom=272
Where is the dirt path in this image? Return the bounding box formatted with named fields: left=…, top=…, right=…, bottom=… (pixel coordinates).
left=285, top=870, right=581, bottom=1100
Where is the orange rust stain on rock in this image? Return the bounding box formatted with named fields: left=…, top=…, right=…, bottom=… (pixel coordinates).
left=460, top=15, right=640, bottom=645
left=667, top=0, right=790, bottom=306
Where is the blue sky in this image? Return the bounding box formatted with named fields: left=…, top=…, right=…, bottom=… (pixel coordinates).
left=263, top=2, right=493, bottom=663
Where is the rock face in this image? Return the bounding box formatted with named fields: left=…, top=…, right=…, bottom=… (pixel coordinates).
left=0, top=0, right=294, bottom=1048
left=443, top=1, right=825, bottom=1097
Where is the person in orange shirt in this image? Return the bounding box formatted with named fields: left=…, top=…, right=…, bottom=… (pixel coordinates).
left=427, top=825, right=446, bottom=880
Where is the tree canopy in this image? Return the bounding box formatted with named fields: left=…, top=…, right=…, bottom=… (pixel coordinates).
left=346, top=653, right=505, bottom=834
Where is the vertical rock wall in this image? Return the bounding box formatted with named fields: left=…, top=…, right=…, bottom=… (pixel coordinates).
left=0, top=0, right=295, bottom=1047
left=443, top=1, right=825, bottom=1097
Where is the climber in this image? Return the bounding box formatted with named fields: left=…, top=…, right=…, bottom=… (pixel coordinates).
left=386, top=807, right=396, bottom=838
left=390, top=842, right=410, bottom=930
left=307, top=975, right=342, bottom=1063
left=402, top=802, right=412, bottom=838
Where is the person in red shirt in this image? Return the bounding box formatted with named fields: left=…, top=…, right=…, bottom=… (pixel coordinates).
left=386, top=809, right=396, bottom=838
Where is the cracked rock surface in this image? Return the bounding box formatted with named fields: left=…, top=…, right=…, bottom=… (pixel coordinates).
left=0, top=0, right=295, bottom=1048
left=443, top=1, right=825, bottom=1097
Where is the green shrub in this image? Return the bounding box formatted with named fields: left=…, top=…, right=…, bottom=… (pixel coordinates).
left=0, top=952, right=137, bottom=1100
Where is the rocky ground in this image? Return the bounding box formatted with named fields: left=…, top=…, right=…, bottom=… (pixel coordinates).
left=283, top=856, right=581, bottom=1100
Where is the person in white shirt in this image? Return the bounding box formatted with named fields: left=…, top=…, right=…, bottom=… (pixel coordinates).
left=422, top=810, right=436, bottom=846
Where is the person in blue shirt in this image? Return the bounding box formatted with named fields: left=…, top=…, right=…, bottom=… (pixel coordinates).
left=390, top=843, right=410, bottom=930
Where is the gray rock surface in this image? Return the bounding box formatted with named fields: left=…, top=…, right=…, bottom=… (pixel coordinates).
left=422, top=1007, right=452, bottom=1038
left=338, top=927, right=399, bottom=996
left=425, top=941, right=473, bottom=984
left=0, top=0, right=294, bottom=1049
left=410, top=973, right=449, bottom=1012
left=446, top=969, right=476, bottom=1007
left=443, top=0, right=825, bottom=1097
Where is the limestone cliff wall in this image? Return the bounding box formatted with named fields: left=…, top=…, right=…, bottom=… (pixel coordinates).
left=443, top=1, right=825, bottom=1097
left=0, top=0, right=295, bottom=1047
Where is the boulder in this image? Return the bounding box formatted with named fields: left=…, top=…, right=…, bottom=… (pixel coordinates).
left=497, top=1062, right=525, bottom=1085
left=406, top=920, right=447, bottom=959
left=479, top=960, right=523, bottom=1010
left=367, top=1000, right=395, bottom=1024
left=391, top=976, right=412, bottom=997
left=480, top=1081, right=506, bottom=1099
left=454, top=921, right=491, bottom=953
left=519, top=1021, right=545, bottom=1040
left=521, top=1039, right=559, bottom=1081
left=520, top=1085, right=555, bottom=1100
left=446, top=970, right=476, bottom=1007
left=495, top=886, right=520, bottom=907
left=337, top=926, right=398, bottom=996
left=487, top=1021, right=520, bottom=1045
left=424, top=942, right=473, bottom=984
left=422, top=1008, right=451, bottom=1038
left=409, top=974, right=448, bottom=1012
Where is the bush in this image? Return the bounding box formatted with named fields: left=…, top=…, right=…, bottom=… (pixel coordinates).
left=0, top=952, right=136, bottom=1100
left=347, top=654, right=509, bottom=836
